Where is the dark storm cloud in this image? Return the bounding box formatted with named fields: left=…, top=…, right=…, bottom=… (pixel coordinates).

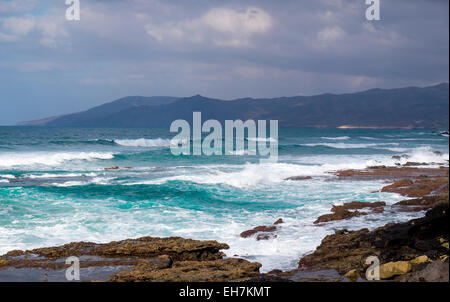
left=0, top=0, right=448, bottom=124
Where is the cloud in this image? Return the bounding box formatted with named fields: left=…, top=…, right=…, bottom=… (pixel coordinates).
left=317, top=26, right=346, bottom=44
left=0, top=16, right=35, bottom=42
left=202, top=7, right=272, bottom=35
left=0, top=13, right=68, bottom=47
left=2, top=16, right=35, bottom=35
left=0, top=0, right=38, bottom=14
left=35, top=15, right=68, bottom=48
left=0, top=0, right=448, bottom=125
left=0, top=32, right=19, bottom=42
left=146, top=7, right=273, bottom=48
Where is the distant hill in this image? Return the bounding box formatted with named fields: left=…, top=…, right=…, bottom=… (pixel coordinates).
left=19, top=83, right=449, bottom=129
left=18, top=96, right=179, bottom=126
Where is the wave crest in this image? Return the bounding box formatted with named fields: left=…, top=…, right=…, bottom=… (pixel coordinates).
left=114, top=138, right=186, bottom=148
left=0, top=152, right=114, bottom=168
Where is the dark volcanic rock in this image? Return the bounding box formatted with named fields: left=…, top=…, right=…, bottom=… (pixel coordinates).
left=381, top=177, right=448, bottom=197
left=331, top=201, right=386, bottom=212
left=314, top=208, right=366, bottom=224
left=273, top=218, right=284, bottom=225
left=394, top=261, right=449, bottom=282
left=240, top=219, right=285, bottom=240
left=256, top=233, right=277, bottom=241
left=110, top=258, right=261, bottom=282
left=314, top=201, right=386, bottom=224
left=3, top=236, right=229, bottom=261
left=337, top=167, right=448, bottom=180
left=300, top=204, right=449, bottom=277
left=285, top=176, right=312, bottom=181
left=240, top=225, right=277, bottom=239
left=0, top=236, right=252, bottom=282
left=394, top=193, right=448, bottom=210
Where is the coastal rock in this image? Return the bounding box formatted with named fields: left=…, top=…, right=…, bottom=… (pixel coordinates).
left=314, top=208, right=366, bottom=224
left=337, top=166, right=448, bottom=180
left=331, top=201, right=386, bottom=212
left=300, top=204, right=449, bottom=275
left=392, top=155, right=410, bottom=160
left=372, top=207, right=384, bottom=213
left=394, top=261, right=449, bottom=282
left=409, top=255, right=429, bottom=265
left=240, top=225, right=277, bottom=239
left=344, top=269, right=359, bottom=282
left=381, top=177, right=448, bottom=197
left=0, top=237, right=233, bottom=281
left=314, top=201, right=385, bottom=224
left=110, top=258, right=261, bottom=282
left=285, top=176, right=312, bottom=181
left=379, top=261, right=411, bottom=279
left=381, top=179, right=414, bottom=192
left=298, top=228, right=375, bottom=273
left=394, top=194, right=448, bottom=209
left=403, top=162, right=430, bottom=167
left=108, top=255, right=173, bottom=282
left=240, top=220, right=283, bottom=240
left=3, top=237, right=229, bottom=261
left=256, top=234, right=277, bottom=241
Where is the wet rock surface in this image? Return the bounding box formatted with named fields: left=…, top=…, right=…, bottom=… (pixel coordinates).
left=381, top=177, right=448, bottom=197
left=393, top=194, right=449, bottom=212
left=314, top=201, right=385, bottom=224
left=394, top=261, right=449, bottom=282
left=336, top=166, right=448, bottom=180
left=0, top=236, right=262, bottom=282
left=285, top=176, right=312, bottom=181
left=240, top=219, right=284, bottom=240
left=110, top=258, right=261, bottom=282
left=299, top=204, right=449, bottom=280
left=3, top=236, right=229, bottom=261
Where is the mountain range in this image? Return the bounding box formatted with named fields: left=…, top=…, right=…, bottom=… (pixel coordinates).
left=19, top=83, right=449, bottom=129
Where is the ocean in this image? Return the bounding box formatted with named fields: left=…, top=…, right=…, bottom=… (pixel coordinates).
left=0, top=127, right=448, bottom=272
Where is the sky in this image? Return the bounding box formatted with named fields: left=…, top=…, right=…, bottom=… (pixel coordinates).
left=0, top=0, right=448, bottom=125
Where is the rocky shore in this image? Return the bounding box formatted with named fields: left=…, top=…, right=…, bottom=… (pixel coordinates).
left=0, top=237, right=260, bottom=282
left=1, top=162, right=448, bottom=282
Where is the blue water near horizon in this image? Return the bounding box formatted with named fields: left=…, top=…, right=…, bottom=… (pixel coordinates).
left=0, top=127, right=448, bottom=271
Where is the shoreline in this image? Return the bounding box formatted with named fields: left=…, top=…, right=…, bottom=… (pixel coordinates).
left=0, top=163, right=448, bottom=282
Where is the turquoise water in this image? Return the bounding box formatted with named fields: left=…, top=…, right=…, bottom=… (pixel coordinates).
left=0, top=127, right=448, bottom=271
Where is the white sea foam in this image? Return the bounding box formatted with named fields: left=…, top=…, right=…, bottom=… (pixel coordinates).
left=114, top=138, right=186, bottom=147
left=128, top=145, right=448, bottom=189
left=26, top=172, right=98, bottom=179
left=50, top=177, right=113, bottom=187
left=400, top=146, right=449, bottom=165
left=301, top=142, right=399, bottom=149
left=246, top=137, right=277, bottom=142
left=321, top=136, right=350, bottom=140
left=0, top=182, right=423, bottom=271
left=132, top=161, right=376, bottom=189
left=397, top=138, right=444, bottom=141
left=50, top=181, right=89, bottom=187
left=385, top=147, right=410, bottom=152
left=0, top=152, right=114, bottom=169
